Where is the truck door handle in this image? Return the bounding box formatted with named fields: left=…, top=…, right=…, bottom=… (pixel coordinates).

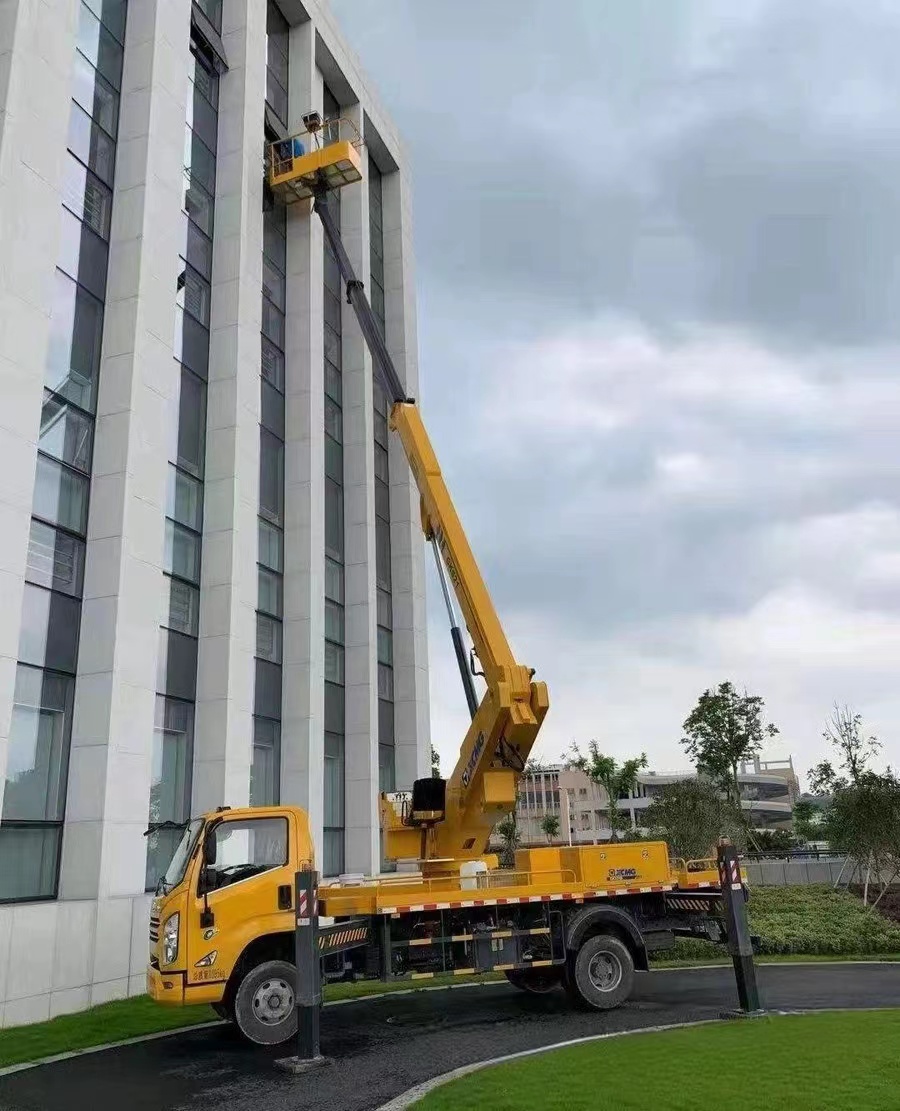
left=278, top=884, right=293, bottom=910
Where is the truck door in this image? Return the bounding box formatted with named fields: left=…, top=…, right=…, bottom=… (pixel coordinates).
left=186, top=813, right=294, bottom=990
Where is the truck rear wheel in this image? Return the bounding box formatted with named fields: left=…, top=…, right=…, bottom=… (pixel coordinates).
left=568, top=935, right=634, bottom=1010
left=504, top=968, right=561, bottom=994
left=233, top=959, right=298, bottom=1045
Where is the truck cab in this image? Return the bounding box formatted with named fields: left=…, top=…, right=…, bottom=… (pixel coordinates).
left=148, top=805, right=314, bottom=1042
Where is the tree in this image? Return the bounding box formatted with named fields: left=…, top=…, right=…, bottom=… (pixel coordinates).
left=431, top=745, right=441, bottom=779
left=495, top=813, right=519, bottom=868
left=566, top=741, right=648, bottom=842
left=681, top=681, right=779, bottom=807
left=791, top=798, right=823, bottom=844
left=815, top=704, right=881, bottom=789
left=539, top=813, right=560, bottom=844
left=643, top=778, right=745, bottom=861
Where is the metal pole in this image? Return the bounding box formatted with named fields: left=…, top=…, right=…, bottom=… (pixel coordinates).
left=717, top=839, right=763, bottom=1016
left=430, top=538, right=479, bottom=720
left=275, top=868, right=327, bottom=1073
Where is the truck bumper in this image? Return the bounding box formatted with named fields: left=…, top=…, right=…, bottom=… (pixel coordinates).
left=147, top=964, right=185, bottom=1005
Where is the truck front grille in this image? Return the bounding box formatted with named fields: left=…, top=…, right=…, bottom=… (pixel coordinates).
left=149, top=915, right=160, bottom=943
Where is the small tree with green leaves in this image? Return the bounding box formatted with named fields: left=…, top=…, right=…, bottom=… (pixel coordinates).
left=431, top=745, right=442, bottom=779
left=644, top=777, right=745, bottom=860
left=681, top=681, right=779, bottom=807
left=495, top=813, right=519, bottom=868
left=566, top=742, right=648, bottom=842
left=539, top=813, right=560, bottom=844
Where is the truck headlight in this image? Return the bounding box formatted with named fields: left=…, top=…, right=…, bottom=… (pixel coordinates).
left=163, top=913, right=180, bottom=966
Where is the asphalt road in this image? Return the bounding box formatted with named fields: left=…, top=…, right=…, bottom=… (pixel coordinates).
left=1, top=964, right=898, bottom=1111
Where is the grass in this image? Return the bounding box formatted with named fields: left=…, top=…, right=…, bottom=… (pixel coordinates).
left=414, top=1010, right=900, bottom=1111
left=0, top=972, right=503, bottom=1070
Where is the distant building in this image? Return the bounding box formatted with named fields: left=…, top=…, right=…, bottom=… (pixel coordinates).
left=507, top=756, right=799, bottom=846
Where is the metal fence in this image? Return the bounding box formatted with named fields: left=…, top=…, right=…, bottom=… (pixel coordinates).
left=744, top=857, right=850, bottom=886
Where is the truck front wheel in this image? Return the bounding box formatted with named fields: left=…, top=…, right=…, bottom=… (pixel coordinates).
left=233, top=959, right=299, bottom=1045
left=568, top=935, right=634, bottom=1010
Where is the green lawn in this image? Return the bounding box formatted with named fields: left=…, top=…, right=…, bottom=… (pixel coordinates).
left=0, top=973, right=502, bottom=1070
left=415, top=1011, right=900, bottom=1111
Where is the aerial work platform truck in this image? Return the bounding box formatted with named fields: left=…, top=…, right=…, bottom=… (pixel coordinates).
left=147, top=114, right=737, bottom=1046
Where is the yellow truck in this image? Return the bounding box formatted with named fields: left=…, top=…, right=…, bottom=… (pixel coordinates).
left=147, top=115, right=732, bottom=1045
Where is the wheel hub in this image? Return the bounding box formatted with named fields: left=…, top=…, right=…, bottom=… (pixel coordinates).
left=588, top=951, right=623, bottom=992
left=252, top=977, right=294, bottom=1024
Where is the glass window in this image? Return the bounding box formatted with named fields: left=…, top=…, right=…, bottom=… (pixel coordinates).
left=376, top=518, right=391, bottom=589
left=18, top=584, right=80, bottom=674
left=157, top=628, right=198, bottom=702
left=375, top=477, right=390, bottom=522
left=164, top=577, right=199, bottom=636
left=324, top=640, right=344, bottom=685
left=2, top=665, right=74, bottom=821
left=177, top=262, right=210, bottom=327
left=324, top=361, right=342, bottom=405
left=145, top=695, right=194, bottom=890
left=377, top=588, right=392, bottom=629
left=379, top=741, right=395, bottom=793
left=265, top=71, right=287, bottom=126
left=324, top=478, right=343, bottom=559
left=167, top=465, right=203, bottom=531
left=0, top=826, right=61, bottom=902
left=261, top=378, right=285, bottom=439
left=377, top=626, right=393, bottom=666
left=194, top=0, right=223, bottom=34
left=324, top=250, right=341, bottom=296
left=324, top=286, right=341, bottom=333
left=83, top=0, right=127, bottom=43
left=263, top=212, right=286, bottom=267
left=250, top=718, right=280, bottom=807
left=32, top=455, right=89, bottom=535
left=378, top=662, right=394, bottom=700
left=378, top=697, right=394, bottom=746
left=324, top=680, right=344, bottom=733
left=375, top=443, right=389, bottom=484
left=325, top=396, right=342, bottom=442
left=182, top=214, right=213, bottom=281
left=45, top=270, right=103, bottom=412
left=255, top=657, right=282, bottom=719
left=176, top=368, right=206, bottom=477
left=323, top=322, right=341, bottom=365
left=258, top=519, right=283, bottom=573
left=324, top=732, right=344, bottom=828
left=371, top=280, right=385, bottom=327
left=256, top=613, right=282, bottom=663
left=374, top=409, right=389, bottom=448
left=77, top=2, right=124, bottom=89
left=58, top=207, right=109, bottom=301
left=259, top=429, right=284, bottom=525
left=325, top=599, right=344, bottom=644
left=39, top=392, right=93, bottom=475
left=62, top=152, right=112, bottom=238
left=261, top=337, right=285, bottom=392
left=262, top=258, right=285, bottom=311
left=72, top=50, right=119, bottom=136
left=325, top=558, right=343, bottom=604
left=258, top=566, right=282, bottom=618
left=183, top=126, right=215, bottom=194
left=261, top=299, right=285, bottom=348
left=26, top=519, right=85, bottom=598
left=322, top=829, right=344, bottom=878
left=324, top=435, right=342, bottom=483
left=68, top=100, right=115, bottom=185
left=164, top=519, right=201, bottom=584
left=205, top=817, right=287, bottom=890
left=182, top=169, right=213, bottom=236
left=190, top=44, right=219, bottom=103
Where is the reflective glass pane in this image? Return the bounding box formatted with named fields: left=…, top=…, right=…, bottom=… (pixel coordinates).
left=33, top=455, right=89, bottom=534
left=325, top=599, right=344, bottom=644
left=324, top=732, right=344, bottom=827
left=324, top=640, right=344, bottom=685
left=325, top=361, right=342, bottom=404
left=191, top=46, right=219, bottom=105
left=250, top=742, right=276, bottom=807
left=68, top=100, right=115, bottom=185
left=375, top=477, right=390, bottom=521
left=26, top=520, right=85, bottom=598
left=45, top=270, right=103, bottom=412
left=183, top=169, right=213, bottom=236
left=156, top=628, right=198, bottom=702
left=0, top=826, right=61, bottom=901
left=39, top=392, right=93, bottom=475
left=324, top=435, right=342, bottom=483
left=377, top=588, right=392, bottom=629
left=377, top=626, right=393, bottom=666
left=374, top=443, right=389, bottom=483
left=324, top=478, right=343, bottom=559
left=72, top=50, right=119, bottom=136
left=77, top=2, right=124, bottom=89
left=164, top=519, right=200, bottom=584
left=256, top=613, right=282, bottom=663
left=182, top=214, right=213, bottom=280
left=324, top=396, right=342, bottom=442
left=62, top=152, right=112, bottom=237
left=167, top=465, right=203, bottom=531
left=376, top=518, right=391, bottom=589
left=58, top=206, right=108, bottom=301
left=259, top=429, right=284, bottom=524
left=324, top=558, right=343, bottom=604
left=176, top=367, right=206, bottom=477
left=18, top=584, right=80, bottom=673
left=176, top=262, right=210, bottom=327
left=262, top=258, right=285, bottom=311
left=258, top=519, right=283, bottom=573
left=261, top=299, right=284, bottom=348
left=186, top=85, right=218, bottom=154
left=322, top=829, right=343, bottom=877
left=258, top=566, right=282, bottom=618
left=378, top=662, right=394, bottom=700
left=3, top=665, right=74, bottom=821
left=194, top=0, right=222, bottom=34
left=261, top=337, right=285, bottom=392
left=324, top=681, right=344, bottom=733
left=183, top=126, right=215, bottom=194
left=164, top=576, right=199, bottom=636
left=145, top=695, right=193, bottom=889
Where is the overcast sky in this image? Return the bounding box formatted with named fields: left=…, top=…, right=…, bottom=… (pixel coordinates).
left=329, top=0, right=900, bottom=787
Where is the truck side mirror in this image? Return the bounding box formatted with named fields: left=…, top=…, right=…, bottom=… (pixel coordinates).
left=203, top=833, right=216, bottom=866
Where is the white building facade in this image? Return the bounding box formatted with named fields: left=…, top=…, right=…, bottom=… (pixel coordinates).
left=0, top=0, right=429, bottom=1026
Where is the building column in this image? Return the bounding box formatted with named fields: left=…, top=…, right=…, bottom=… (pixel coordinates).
left=382, top=163, right=430, bottom=790
left=341, top=104, right=380, bottom=874
left=191, top=0, right=266, bottom=813
left=57, top=0, right=191, bottom=1007
left=0, top=0, right=81, bottom=814
left=282, top=20, right=325, bottom=840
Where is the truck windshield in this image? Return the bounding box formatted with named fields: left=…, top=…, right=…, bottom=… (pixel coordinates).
left=159, top=819, right=204, bottom=894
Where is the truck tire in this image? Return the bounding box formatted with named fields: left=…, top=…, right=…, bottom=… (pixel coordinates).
left=568, top=934, right=634, bottom=1011
left=232, top=959, right=299, bottom=1045
left=504, top=968, right=560, bottom=994
left=211, top=1002, right=232, bottom=1023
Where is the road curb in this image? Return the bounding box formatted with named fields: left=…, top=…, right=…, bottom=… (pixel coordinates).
left=375, top=1006, right=900, bottom=1110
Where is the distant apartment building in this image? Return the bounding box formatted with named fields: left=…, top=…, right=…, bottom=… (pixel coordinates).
left=511, top=757, right=799, bottom=846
